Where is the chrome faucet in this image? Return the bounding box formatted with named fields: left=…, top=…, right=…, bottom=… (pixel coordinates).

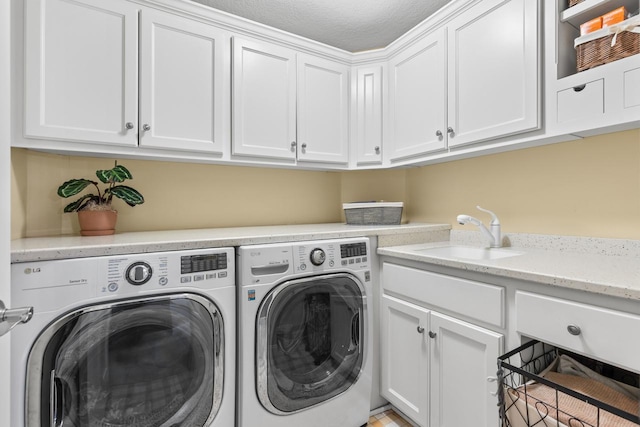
left=457, top=206, right=502, bottom=248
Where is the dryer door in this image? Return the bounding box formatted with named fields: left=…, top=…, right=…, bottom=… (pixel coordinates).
left=256, top=273, right=365, bottom=414
left=25, top=293, right=224, bottom=427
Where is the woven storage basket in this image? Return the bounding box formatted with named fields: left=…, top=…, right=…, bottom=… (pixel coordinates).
left=575, top=18, right=640, bottom=72
left=568, top=0, right=585, bottom=7
left=343, top=202, right=403, bottom=225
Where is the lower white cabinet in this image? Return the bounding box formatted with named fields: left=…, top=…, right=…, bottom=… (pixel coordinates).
left=381, top=295, right=430, bottom=426
left=380, top=264, right=504, bottom=427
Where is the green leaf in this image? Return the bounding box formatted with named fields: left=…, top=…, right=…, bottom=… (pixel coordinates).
left=63, top=194, right=95, bottom=212
left=57, top=179, right=95, bottom=198
left=96, top=164, right=133, bottom=183
left=111, top=164, right=133, bottom=182
left=108, top=185, right=144, bottom=206
left=95, top=169, right=113, bottom=184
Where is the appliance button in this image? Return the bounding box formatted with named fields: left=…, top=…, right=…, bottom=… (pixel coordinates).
left=309, top=248, right=326, bottom=266
left=194, top=274, right=204, bottom=281
left=158, top=276, right=168, bottom=286
left=206, top=273, right=217, bottom=280
left=218, top=271, right=228, bottom=278
left=125, top=262, right=152, bottom=285
left=300, top=263, right=307, bottom=271
left=107, top=282, right=119, bottom=292
left=181, top=276, right=192, bottom=283
left=329, top=260, right=334, bottom=267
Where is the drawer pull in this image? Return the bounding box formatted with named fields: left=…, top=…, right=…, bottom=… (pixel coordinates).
left=417, top=326, right=425, bottom=334
left=567, top=324, right=582, bottom=336
left=573, top=84, right=586, bottom=92
left=428, top=331, right=437, bottom=339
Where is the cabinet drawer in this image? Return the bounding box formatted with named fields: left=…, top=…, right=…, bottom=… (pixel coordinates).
left=516, top=291, right=640, bottom=373
left=382, top=262, right=504, bottom=328
left=556, top=79, right=604, bottom=123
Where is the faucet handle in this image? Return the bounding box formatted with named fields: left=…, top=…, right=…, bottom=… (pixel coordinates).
left=476, top=206, right=500, bottom=225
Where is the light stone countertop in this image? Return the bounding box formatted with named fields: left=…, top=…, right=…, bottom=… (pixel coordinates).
left=378, top=231, right=640, bottom=301
left=11, top=222, right=451, bottom=263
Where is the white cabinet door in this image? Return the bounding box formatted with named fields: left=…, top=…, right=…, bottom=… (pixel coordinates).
left=24, top=0, right=139, bottom=146
left=232, top=37, right=297, bottom=160
left=297, top=54, right=349, bottom=164
left=1, top=0, right=11, bottom=421
left=354, top=65, right=383, bottom=165
left=446, top=0, right=539, bottom=147
left=388, top=29, right=447, bottom=162
left=139, top=9, right=228, bottom=153
left=429, top=312, right=503, bottom=427
left=381, top=295, right=430, bottom=427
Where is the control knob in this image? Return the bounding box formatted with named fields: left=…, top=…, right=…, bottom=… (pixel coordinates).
left=126, top=262, right=152, bottom=285
left=309, top=248, right=326, bottom=266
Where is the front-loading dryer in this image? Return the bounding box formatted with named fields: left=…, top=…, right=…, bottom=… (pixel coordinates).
left=236, top=238, right=373, bottom=427
left=11, top=247, right=235, bottom=427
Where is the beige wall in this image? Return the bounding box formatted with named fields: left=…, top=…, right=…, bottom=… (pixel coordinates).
left=11, top=128, right=640, bottom=240
left=408, top=129, right=640, bottom=239
left=11, top=148, right=342, bottom=238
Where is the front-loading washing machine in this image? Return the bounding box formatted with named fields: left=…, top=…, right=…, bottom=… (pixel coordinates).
left=10, top=247, right=235, bottom=427
left=236, top=237, right=373, bottom=427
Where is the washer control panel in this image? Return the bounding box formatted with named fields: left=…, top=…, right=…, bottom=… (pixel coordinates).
left=293, top=238, right=369, bottom=273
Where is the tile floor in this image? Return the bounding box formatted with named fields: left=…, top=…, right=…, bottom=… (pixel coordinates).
left=367, top=409, right=414, bottom=427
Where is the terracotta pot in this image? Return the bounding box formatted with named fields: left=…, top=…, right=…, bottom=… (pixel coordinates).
left=77, top=210, right=118, bottom=236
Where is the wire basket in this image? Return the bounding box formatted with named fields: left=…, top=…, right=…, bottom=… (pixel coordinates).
left=498, top=340, right=640, bottom=427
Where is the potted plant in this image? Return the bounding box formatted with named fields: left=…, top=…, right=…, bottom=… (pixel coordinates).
left=57, top=161, right=145, bottom=236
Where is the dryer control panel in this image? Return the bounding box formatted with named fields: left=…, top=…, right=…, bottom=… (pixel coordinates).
left=293, top=238, right=370, bottom=274
left=103, top=248, right=234, bottom=295
left=11, top=248, right=235, bottom=312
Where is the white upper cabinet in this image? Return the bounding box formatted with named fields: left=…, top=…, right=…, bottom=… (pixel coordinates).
left=231, top=37, right=297, bottom=161
left=388, top=29, right=447, bottom=162
left=24, top=0, right=229, bottom=154
left=446, top=0, right=540, bottom=148
left=353, top=65, right=384, bottom=166
left=297, top=54, right=350, bottom=164
left=25, top=0, right=139, bottom=146
left=387, top=0, right=540, bottom=163
left=139, top=9, right=228, bottom=153
left=545, top=0, right=640, bottom=136
left=232, top=37, right=349, bottom=165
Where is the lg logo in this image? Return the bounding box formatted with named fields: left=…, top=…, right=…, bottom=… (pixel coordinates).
left=23, top=267, right=41, bottom=274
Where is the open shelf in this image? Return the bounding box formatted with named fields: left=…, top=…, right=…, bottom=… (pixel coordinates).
left=561, top=0, right=639, bottom=27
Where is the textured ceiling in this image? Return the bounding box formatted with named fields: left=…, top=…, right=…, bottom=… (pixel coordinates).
left=190, top=0, right=453, bottom=52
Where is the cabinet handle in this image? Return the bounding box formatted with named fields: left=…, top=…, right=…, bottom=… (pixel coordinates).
left=301, top=143, right=307, bottom=151
left=567, top=324, right=581, bottom=336
left=291, top=141, right=297, bottom=148
left=435, top=130, right=443, bottom=138
left=428, top=331, right=437, bottom=339
left=447, top=127, right=455, bottom=137
left=416, top=326, right=424, bottom=334
left=125, top=122, right=134, bottom=130
left=573, top=84, right=586, bottom=92
left=142, top=124, right=151, bottom=132
left=375, top=146, right=380, bottom=154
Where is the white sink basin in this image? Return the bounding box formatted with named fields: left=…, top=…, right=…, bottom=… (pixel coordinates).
left=415, top=245, right=523, bottom=261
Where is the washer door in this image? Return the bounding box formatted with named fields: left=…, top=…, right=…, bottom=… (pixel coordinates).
left=256, top=273, right=365, bottom=414
left=26, top=293, right=224, bottom=427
